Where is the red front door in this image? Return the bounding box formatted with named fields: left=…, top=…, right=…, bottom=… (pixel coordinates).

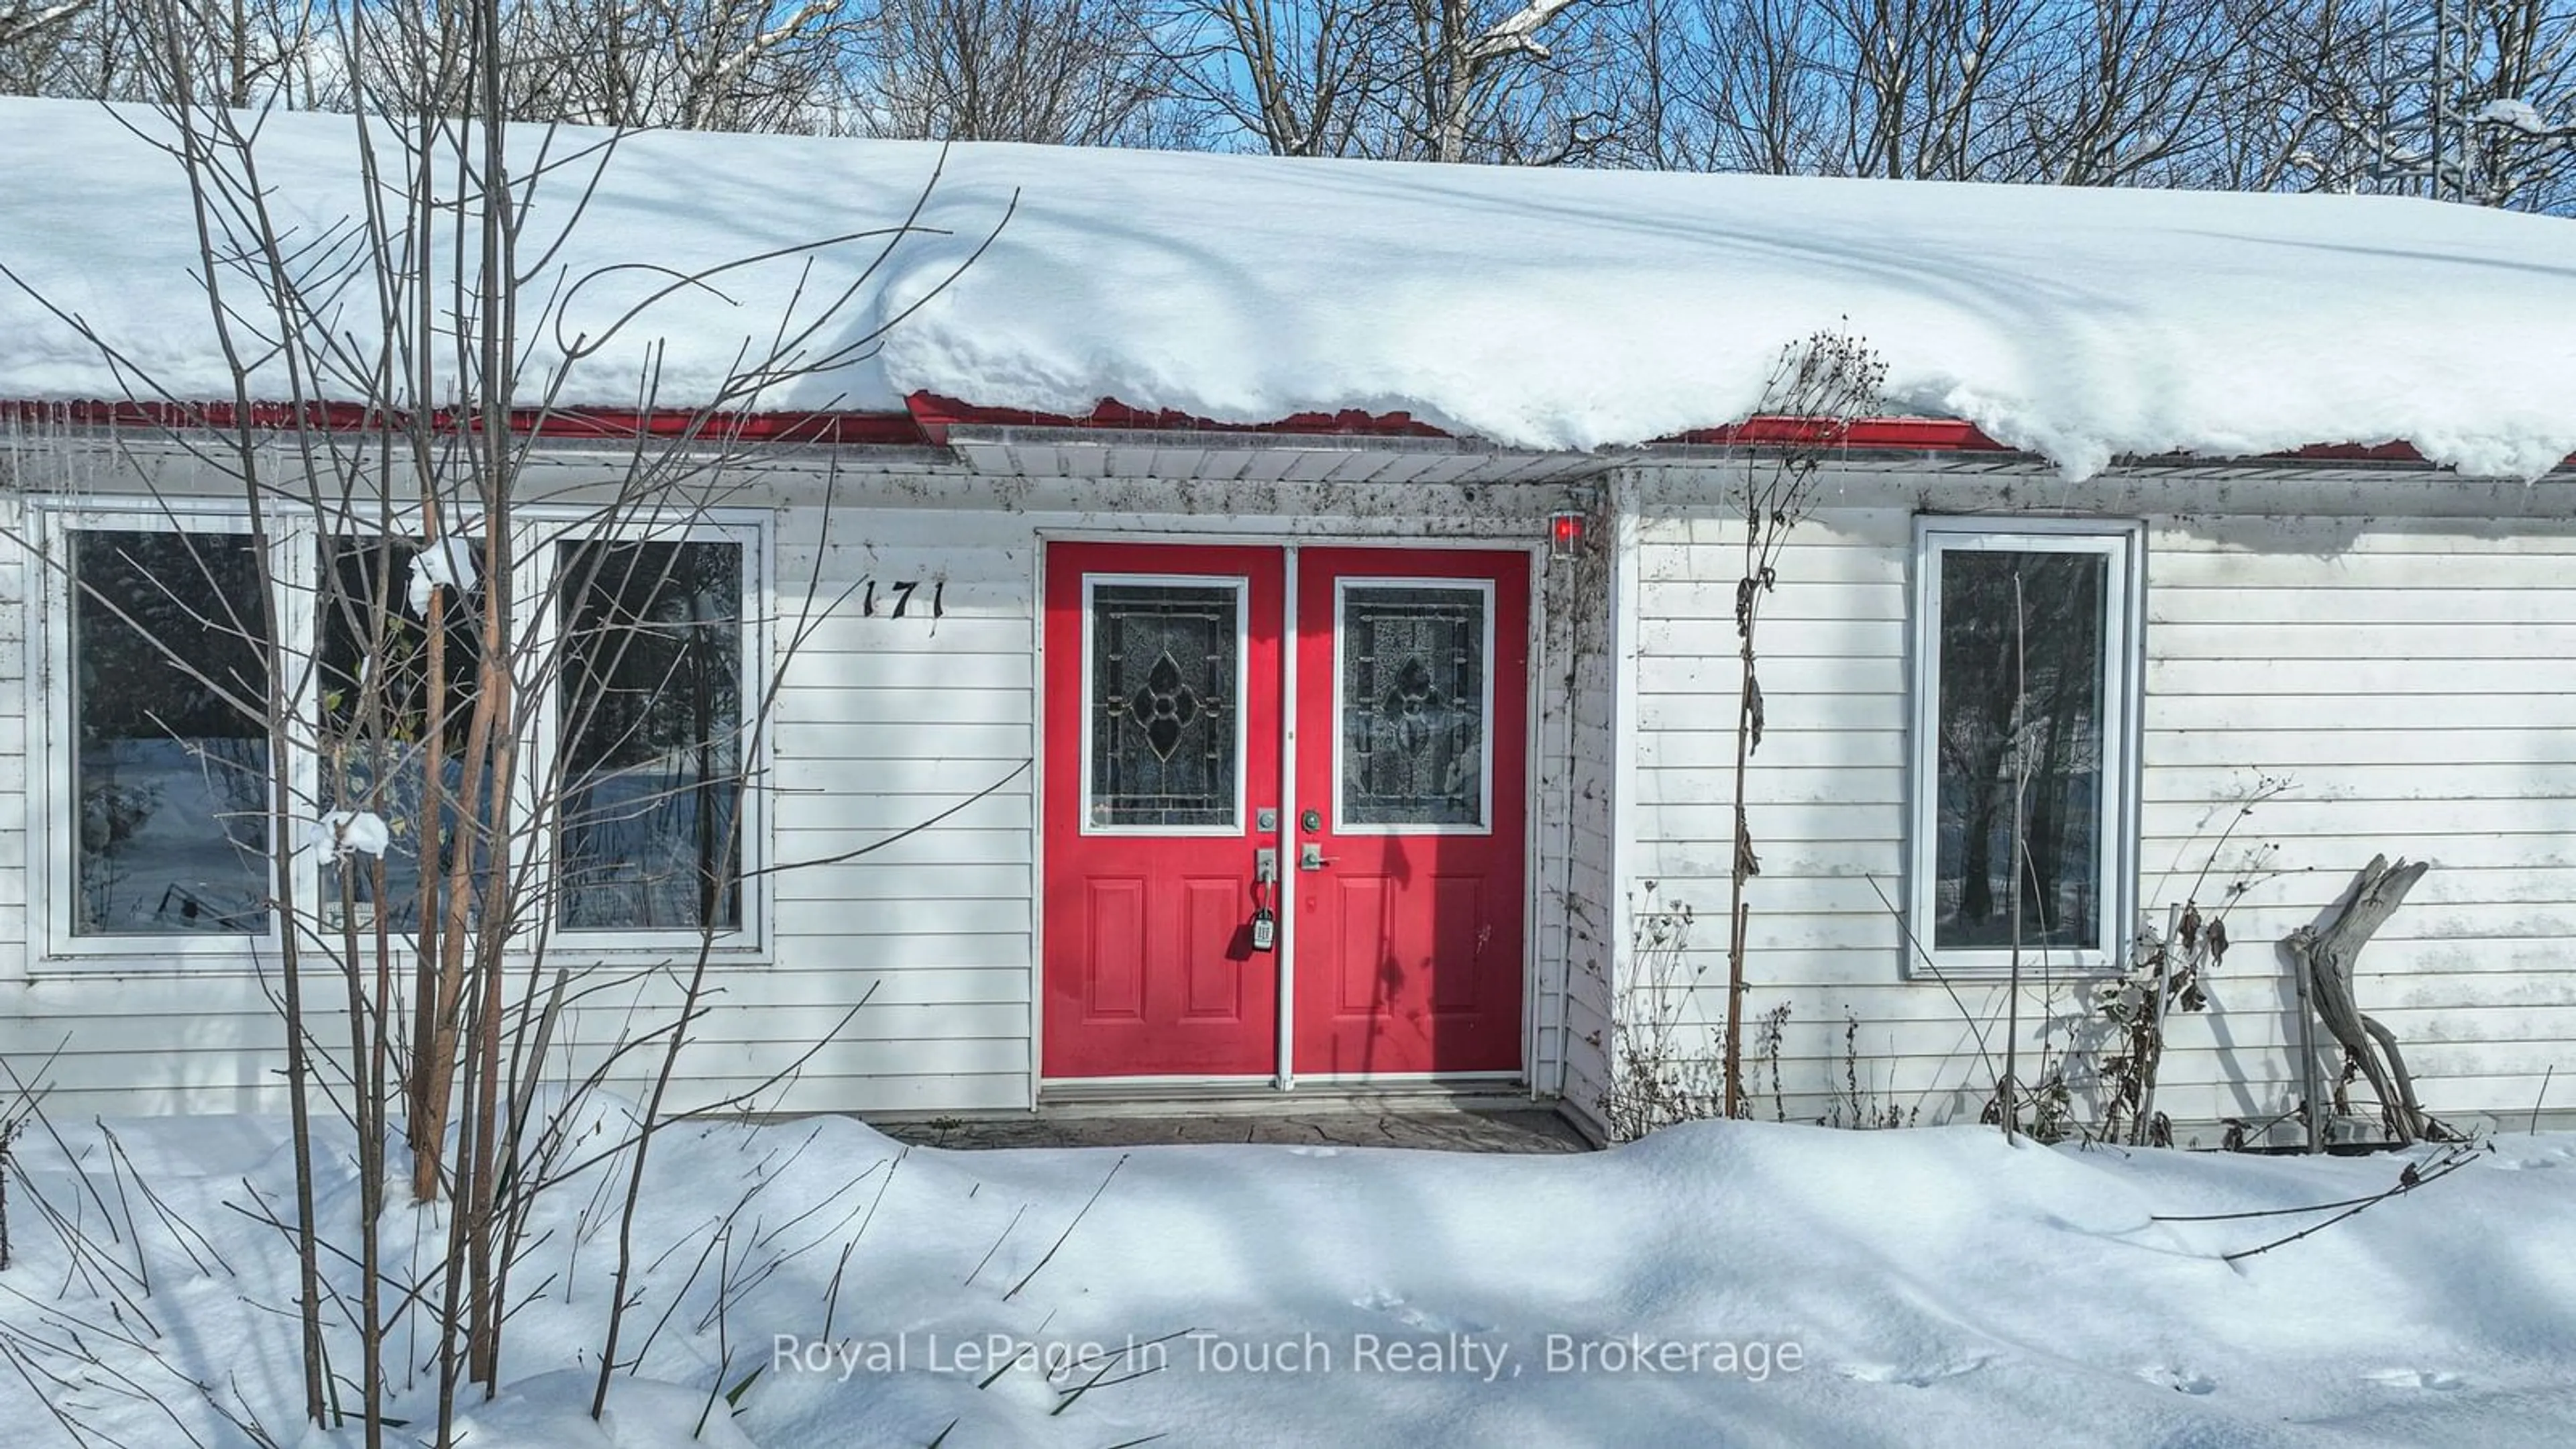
left=1291, top=549, right=1528, bottom=1076
left=1041, top=542, right=1527, bottom=1081
left=1042, top=543, right=1284, bottom=1078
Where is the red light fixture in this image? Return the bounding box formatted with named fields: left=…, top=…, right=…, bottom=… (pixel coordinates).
left=1549, top=510, right=1587, bottom=559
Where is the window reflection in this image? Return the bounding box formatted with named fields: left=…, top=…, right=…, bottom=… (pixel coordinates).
left=557, top=540, right=745, bottom=932
left=70, top=529, right=270, bottom=934
left=1931, top=549, right=2108, bottom=952
left=313, top=539, right=486, bottom=932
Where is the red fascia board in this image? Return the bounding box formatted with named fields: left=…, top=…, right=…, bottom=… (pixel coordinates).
left=1664, top=415, right=2011, bottom=450
left=1650, top=417, right=2571, bottom=468
left=903, top=397, right=2021, bottom=453
left=903, top=392, right=1448, bottom=444
left=13, top=395, right=2566, bottom=471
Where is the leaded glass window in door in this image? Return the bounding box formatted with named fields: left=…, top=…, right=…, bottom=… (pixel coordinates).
left=1340, top=584, right=1488, bottom=829
left=1087, top=582, right=1242, bottom=828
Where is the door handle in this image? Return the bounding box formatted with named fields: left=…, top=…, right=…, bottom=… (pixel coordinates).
left=1254, top=847, right=1278, bottom=883
left=1299, top=843, right=1334, bottom=871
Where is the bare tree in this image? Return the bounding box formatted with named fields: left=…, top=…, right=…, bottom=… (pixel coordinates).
left=1401, top=0, right=1599, bottom=161
left=2457, top=0, right=2576, bottom=207
left=855, top=0, right=1191, bottom=145
left=1609, top=0, right=1844, bottom=172
left=475, top=0, right=851, bottom=129
left=10, top=0, right=2569, bottom=215
left=0, top=0, right=97, bottom=70
left=2, top=0, right=330, bottom=103
left=1611, top=0, right=2236, bottom=185
left=1162, top=0, right=1605, bottom=160
left=0, top=1, right=100, bottom=99
left=5, top=0, right=1007, bottom=1438
left=2218, top=0, right=2576, bottom=210
left=1159, top=0, right=1395, bottom=156
left=2008, top=0, right=2233, bottom=186
left=0, top=0, right=95, bottom=42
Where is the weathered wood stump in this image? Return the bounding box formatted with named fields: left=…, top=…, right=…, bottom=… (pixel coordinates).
left=2280, top=855, right=2432, bottom=1146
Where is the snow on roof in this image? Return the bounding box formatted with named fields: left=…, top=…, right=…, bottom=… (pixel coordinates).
left=3, top=95, right=2574, bottom=479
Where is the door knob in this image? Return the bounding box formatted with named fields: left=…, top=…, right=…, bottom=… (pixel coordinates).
left=1299, top=843, right=1334, bottom=871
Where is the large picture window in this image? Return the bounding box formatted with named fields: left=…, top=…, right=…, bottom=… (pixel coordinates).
left=1909, top=519, right=2139, bottom=975
left=38, top=508, right=767, bottom=964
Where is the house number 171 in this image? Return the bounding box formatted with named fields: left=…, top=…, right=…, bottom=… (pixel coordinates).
left=859, top=578, right=945, bottom=619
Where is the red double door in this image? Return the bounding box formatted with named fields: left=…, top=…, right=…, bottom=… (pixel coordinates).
left=1042, top=543, right=1529, bottom=1081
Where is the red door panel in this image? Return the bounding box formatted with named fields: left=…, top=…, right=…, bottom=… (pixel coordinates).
left=1042, top=543, right=1283, bottom=1078
left=1291, top=548, right=1529, bottom=1077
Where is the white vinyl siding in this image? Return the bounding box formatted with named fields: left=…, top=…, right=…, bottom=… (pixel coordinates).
left=1625, top=471, right=2576, bottom=1144
left=0, top=437, right=1581, bottom=1119
left=0, top=494, right=26, bottom=981
left=2137, top=524, right=2576, bottom=1128
left=1537, top=500, right=1617, bottom=1136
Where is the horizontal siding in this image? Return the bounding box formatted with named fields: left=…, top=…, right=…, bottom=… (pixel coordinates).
left=0, top=460, right=1582, bottom=1120
left=1544, top=521, right=1615, bottom=1122
left=0, top=482, right=1049, bottom=1117
left=10, top=1070, right=1037, bottom=1124
left=1623, top=492, right=2576, bottom=1146
left=0, top=500, right=23, bottom=990
left=640, top=498, right=1036, bottom=1109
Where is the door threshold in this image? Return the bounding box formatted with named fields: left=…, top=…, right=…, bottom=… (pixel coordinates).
left=1037, top=1078, right=1534, bottom=1116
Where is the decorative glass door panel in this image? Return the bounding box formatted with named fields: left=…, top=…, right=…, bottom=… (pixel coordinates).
left=1085, top=582, right=1242, bottom=830
left=1293, top=551, right=1527, bottom=1077
left=1044, top=548, right=1281, bottom=1077
left=1043, top=543, right=1528, bottom=1084
left=1338, top=583, right=1491, bottom=831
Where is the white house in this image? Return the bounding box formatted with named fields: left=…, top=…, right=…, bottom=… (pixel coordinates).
left=1, top=97, right=2571, bottom=1144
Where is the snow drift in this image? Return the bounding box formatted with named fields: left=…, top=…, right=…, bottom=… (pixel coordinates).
left=1, top=97, right=2573, bottom=478
left=7, top=1110, right=2575, bottom=1446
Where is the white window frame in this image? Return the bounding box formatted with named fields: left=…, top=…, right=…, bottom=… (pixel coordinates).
left=29, top=500, right=310, bottom=965
left=1077, top=572, right=1250, bottom=839
left=27, top=497, right=773, bottom=969
left=1331, top=576, right=1497, bottom=837
left=1907, top=516, right=2143, bottom=979
left=524, top=510, right=773, bottom=959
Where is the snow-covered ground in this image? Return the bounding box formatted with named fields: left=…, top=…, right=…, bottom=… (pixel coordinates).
left=5, top=1109, right=2573, bottom=1447
left=4, top=97, right=2576, bottom=479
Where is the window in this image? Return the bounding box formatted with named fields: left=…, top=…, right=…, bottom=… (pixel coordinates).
left=555, top=537, right=749, bottom=932
left=313, top=537, right=487, bottom=931
left=36, top=506, right=767, bottom=964
left=1909, top=519, right=2139, bottom=975
left=66, top=527, right=272, bottom=936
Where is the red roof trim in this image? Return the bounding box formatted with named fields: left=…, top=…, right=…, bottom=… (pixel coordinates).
left=905, top=396, right=2013, bottom=450
left=11, top=395, right=2565, bottom=471
left=903, top=392, right=1448, bottom=445
left=1666, top=415, right=2008, bottom=450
